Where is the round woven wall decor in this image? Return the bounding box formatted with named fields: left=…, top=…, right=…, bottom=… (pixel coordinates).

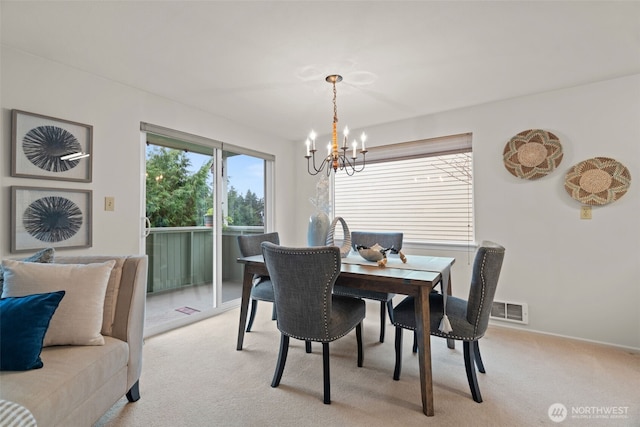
left=564, top=157, right=631, bottom=205
left=503, top=129, right=563, bottom=180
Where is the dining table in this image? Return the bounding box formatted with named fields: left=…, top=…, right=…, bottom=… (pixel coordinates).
left=236, top=251, right=456, bottom=417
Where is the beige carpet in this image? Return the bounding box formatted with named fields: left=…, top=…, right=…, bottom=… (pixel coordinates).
left=96, top=301, right=639, bottom=426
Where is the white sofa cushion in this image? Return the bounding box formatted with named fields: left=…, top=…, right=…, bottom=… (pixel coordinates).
left=0, top=337, right=128, bottom=427
left=1, top=260, right=115, bottom=346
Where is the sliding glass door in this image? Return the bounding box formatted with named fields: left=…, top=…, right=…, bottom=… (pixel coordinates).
left=141, top=124, right=273, bottom=335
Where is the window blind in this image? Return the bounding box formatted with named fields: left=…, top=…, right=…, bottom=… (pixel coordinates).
left=334, top=135, right=473, bottom=244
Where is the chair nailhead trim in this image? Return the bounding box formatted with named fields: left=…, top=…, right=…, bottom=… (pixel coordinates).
left=395, top=247, right=502, bottom=342
left=472, top=248, right=501, bottom=337
left=285, top=330, right=355, bottom=342
left=268, top=246, right=340, bottom=340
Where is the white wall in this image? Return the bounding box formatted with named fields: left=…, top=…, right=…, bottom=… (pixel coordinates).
left=3, top=46, right=638, bottom=349
left=325, top=74, right=639, bottom=349
left=1, top=47, right=297, bottom=256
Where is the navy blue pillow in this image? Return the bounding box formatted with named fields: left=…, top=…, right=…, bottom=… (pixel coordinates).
left=0, top=291, right=65, bottom=371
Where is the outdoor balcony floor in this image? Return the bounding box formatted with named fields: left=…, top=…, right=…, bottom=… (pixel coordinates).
left=145, top=280, right=243, bottom=333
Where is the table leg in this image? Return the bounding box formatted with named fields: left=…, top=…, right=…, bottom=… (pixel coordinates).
left=236, top=267, right=253, bottom=350
left=414, top=286, right=435, bottom=416
left=446, top=274, right=455, bottom=350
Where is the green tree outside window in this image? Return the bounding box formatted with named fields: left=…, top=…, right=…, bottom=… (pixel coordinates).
left=146, top=147, right=264, bottom=228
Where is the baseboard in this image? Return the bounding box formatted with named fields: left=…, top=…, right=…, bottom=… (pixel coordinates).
left=488, top=322, right=640, bottom=352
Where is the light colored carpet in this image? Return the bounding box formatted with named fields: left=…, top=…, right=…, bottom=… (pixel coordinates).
left=96, top=301, right=640, bottom=426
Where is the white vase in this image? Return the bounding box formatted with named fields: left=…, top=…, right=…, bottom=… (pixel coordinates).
left=307, top=211, right=330, bottom=246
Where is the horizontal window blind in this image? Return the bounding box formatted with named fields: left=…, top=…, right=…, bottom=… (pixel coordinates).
left=334, top=142, right=473, bottom=244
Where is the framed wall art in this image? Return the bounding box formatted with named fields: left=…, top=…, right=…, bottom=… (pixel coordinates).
left=11, top=186, right=92, bottom=253
left=11, top=109, right=93, bottom=182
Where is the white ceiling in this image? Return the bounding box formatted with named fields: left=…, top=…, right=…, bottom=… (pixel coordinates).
left=2, top=1, right=639, bottom=143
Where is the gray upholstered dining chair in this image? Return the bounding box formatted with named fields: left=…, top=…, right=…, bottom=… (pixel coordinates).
left=333, top=231, right=403, bottom=343
left=391, top=241, right=505, bottom=403
left=237, top=232, right=280, bottom=332
left=261, top=242, right=366, bottom=405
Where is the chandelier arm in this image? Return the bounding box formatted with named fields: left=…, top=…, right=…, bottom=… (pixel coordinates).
left=339, top=152, right=352, bottom=169
left=340, top=149, right=367, bottom=173
left=307, top=151, right=331, bottom=176
left=352, top=151, right=366, bottom=173
left=307, top=161, right=322, bottom=176
left=340, top=157, right=352, bottom=176
left=341, top=155, right=356, bottom=176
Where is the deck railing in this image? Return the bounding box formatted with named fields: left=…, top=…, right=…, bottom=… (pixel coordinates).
left=146, top=226, right=264, bottom=294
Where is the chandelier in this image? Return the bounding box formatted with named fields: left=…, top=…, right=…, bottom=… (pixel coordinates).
left=305, top=75, right=367, bottom=176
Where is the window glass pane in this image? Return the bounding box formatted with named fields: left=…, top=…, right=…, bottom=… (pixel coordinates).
left=145, top=145, right=213, bottom=227
left=225, top=153, right=265, bottom=227
left=334, top=151, right=473, bottom=244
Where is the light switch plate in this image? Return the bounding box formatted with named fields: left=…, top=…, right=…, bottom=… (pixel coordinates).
left=580, top=205, right=592, bottom=220
left=105, top=196, right=115, bottom=211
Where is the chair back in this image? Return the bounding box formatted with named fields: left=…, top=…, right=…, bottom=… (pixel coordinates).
left=466, top=241, right=505, bottom=336
left=351, top=231, right=403, bottom=255
left=261, top=242, right=341, bottom=341
left=237, top=232, right=280, bottom=257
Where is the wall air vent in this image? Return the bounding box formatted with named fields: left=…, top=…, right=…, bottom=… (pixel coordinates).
left=490, top=301, right=528, bottom=324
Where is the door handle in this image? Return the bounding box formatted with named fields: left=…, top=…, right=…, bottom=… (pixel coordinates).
left=143, top=217, right=151, bottom=237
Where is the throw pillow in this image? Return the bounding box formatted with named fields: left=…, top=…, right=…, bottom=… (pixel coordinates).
left=53, top=256, right=125, bottom=336
left=102, top=258, right=124, bottom=336
left=0, top=291, right=65, bottom=371
left=0, top=247, right=55, bottom=295
left=1, top=260, right=115, bottom=346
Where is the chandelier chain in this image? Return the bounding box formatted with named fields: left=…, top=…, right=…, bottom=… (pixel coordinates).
left=333, top=81, right=338, bottom=124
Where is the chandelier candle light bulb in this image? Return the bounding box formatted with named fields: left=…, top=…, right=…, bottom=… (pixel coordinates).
left=310, top=130, right=317, bottom=150
left=304, top=74, right=368, bottom=176
left=343, top=126, right=349, bottom=148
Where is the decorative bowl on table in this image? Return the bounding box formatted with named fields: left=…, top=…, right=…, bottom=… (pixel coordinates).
left=357, top=244, right=386, bottom=262
left=357, top=244, right=408, bottom=266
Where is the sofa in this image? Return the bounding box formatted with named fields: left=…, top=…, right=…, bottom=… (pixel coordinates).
left=0, top=255, right=147, bottom=427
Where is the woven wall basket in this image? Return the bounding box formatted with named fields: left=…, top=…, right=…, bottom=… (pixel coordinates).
left=503, top=129, right=563, bottom=180
left=564, top=157, right=631, bottom=205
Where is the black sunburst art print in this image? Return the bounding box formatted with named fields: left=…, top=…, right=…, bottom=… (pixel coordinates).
left=22, top=125, right=82, bottom=172
left=23, top=196, right=83, bottom=242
